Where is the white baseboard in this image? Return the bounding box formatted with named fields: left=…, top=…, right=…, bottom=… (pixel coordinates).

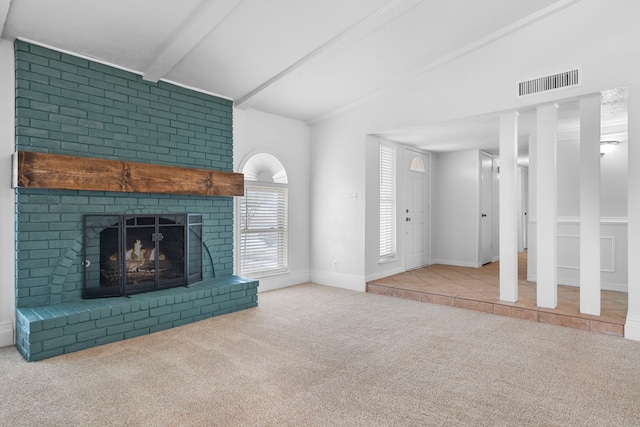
left=0, top=320, right=14, bottom=348
left=557, top=277, right=628, bottom=293
left=591, top=281, right=627, bottom=293
left=310, top=271, right=366, bottom=292
left=526, top=275, right=628, bottom=293
left=431, top=259, right=481, bottom=268
left=624, top=316, right=640, bottom=341
left=365, top=266, right=405, bottom=283
left=255, top=270, right=310, bottom=293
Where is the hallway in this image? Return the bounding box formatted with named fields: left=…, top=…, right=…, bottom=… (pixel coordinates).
left=367, top=253, right=627, bottom=337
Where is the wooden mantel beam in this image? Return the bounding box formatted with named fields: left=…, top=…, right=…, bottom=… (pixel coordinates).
left=13, top=151, right=244, bottom=197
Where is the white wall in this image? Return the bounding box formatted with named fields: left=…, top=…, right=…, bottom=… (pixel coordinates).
left=431, top=150, right=480, bottom=267
left=557, top=139, right=627, bottom=218
left=309, top=113, right=367, bottom=291
left=309, top=0, right=640, bottom=288
left=233, top=108, right=311, bottom=291
left=0, top=39, right=16, bottom=347
left=601, top=141, right=629, bottom=217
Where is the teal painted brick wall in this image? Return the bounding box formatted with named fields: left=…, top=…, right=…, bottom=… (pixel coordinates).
left=15, top=40, right=235, bottom=307
left=16, top=276, right=259, bottom=361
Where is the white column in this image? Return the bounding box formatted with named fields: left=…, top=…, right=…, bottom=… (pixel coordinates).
left=626, top=88, right=640, bottom=340
left=527, top=133, right=537, bottom=281
left=579, top=94, right=601, bottom=316
left=536, top=104, right=558, bottom=309
left=499, top=112, right=518, bottom=302
left=0, top=40, right=16, bottom=347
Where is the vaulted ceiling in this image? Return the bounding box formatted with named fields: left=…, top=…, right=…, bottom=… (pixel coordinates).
left=0, top=1, right=627, bottom=156
left=1, top=0, right=578, bottom=125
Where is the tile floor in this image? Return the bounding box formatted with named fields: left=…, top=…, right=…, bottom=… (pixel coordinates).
left=366, top=253, right=628, bottom=337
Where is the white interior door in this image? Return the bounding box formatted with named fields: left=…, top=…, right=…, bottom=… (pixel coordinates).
left=480, top=152, right=494, bottom=265
left=405, top=149, right=430, bottom=270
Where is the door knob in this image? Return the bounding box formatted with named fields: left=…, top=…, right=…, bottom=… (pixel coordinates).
left=481, top=214, right=487, bottom=217
left=406, top=217, right=411, bottom=222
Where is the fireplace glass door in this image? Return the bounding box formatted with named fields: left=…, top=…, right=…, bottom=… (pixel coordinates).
left=83, top=214, right=202, bottom=298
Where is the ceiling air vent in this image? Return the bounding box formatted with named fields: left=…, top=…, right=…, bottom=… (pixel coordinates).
left=517, top=68, right=581, bottom=97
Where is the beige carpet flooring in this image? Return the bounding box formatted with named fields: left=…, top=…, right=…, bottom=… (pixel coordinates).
left=2, top=283, right=640, bottom=426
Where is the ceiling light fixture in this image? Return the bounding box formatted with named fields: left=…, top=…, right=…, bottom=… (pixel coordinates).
left=600, top=140, right=619, bottom=156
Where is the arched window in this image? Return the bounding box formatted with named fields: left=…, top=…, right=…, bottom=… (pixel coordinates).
left=239, top=153, right=288, bottom=277
left=410, top=156, right=425, bottom=173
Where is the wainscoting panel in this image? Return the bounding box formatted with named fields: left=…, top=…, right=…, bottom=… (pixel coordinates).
left=527, top=218, right=628, bottom=292
left=557, top=235, right=615, bottom=272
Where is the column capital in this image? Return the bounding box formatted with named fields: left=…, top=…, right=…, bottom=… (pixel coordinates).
left=499, top=110, right=520, bottom=116
left=579, top=92, right=602, bottom=103
left=536, top=102, right=559, bottom=111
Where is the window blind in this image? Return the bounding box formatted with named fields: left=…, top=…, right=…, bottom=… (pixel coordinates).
left=239, top=185, right=288, bottom=276
left=379, top=144, right=396, bottom=261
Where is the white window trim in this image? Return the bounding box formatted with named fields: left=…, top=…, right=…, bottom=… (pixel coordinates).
left=237, top=152, right=289, bottom=279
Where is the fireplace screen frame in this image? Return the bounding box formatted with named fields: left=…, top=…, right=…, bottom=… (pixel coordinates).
left=82, top=214, right=203, bottom=299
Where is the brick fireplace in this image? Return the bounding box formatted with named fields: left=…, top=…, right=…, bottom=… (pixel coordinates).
left=14, top=40, right=258, bottom=361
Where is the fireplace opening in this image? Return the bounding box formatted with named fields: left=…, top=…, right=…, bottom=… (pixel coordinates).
left=83, top=214, right=203, bottom=298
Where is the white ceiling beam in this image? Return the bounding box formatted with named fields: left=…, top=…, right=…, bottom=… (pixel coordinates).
left=142, top=0, right=243, bottom=83
left=0, top=0, right=12, bottom=37
left=234, top=0, right=425, bottom=110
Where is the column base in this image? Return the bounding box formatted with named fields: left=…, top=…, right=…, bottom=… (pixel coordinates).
left=624, top=315, right=640, bottom=341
